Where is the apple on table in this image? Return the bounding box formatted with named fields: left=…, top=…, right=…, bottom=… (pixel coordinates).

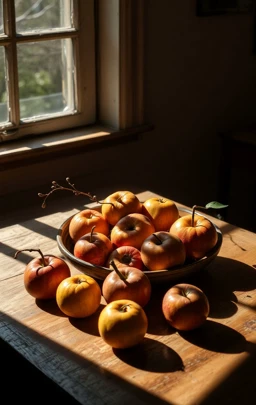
left=14, top=248, right=71, bottom=300
left=102, top=260, right=151, bottom=307
left=98, top=299, right=148, bottom=349
left=56, top=274, right=102, bottom=318
left=162, top=283, right=210, bottom=331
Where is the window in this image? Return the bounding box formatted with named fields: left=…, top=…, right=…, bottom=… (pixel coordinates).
left=0, top=0, right=96, bottom=143
left=0, top=0, right=147, bottom=170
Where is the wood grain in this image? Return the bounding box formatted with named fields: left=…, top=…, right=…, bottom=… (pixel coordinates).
left=1, top=191, right=255, bottom=405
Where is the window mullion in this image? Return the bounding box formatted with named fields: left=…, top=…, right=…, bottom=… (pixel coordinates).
left=4, top=0, right=20, bottom=127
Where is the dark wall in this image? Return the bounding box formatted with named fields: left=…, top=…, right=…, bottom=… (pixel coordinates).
left=2, top=1, right=256, bottom=230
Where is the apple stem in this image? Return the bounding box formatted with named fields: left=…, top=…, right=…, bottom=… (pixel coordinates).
left=38, top=177, right=114, bottom=209
left=90, top=225, right=96, bottom=242
left=120, top=304, right=131, bottom=313
left=191, top=205, right=208, bottom=227
left=110, top=260, right=129, bottom=285
left=152, top=233, right=162, bottom=244
left=14, top=248, right=46, bottom=267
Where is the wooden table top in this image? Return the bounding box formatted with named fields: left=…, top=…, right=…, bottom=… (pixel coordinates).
left=1, top=190, right=256, bottom=405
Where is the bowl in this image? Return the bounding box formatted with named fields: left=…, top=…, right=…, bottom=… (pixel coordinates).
left=56, top=207, right=223, bottom=284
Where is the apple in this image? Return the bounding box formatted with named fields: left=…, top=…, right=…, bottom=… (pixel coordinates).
left=56, top=274, right=102, bottom=318
left=14, top=248, right=71, bottom=300
left=69, top=209, right=110, bottom=243
left=102, top=260, right=151, bottom=307
left=105, top=245, right=144, bottom=270
left=101, top=190, right=142, bottom=226
left=141, top=197, right=179, bottom=231
left=170, top=206, right=218, bottom=260
left=73, top=226, right=113, bottom=266
left=162, top=283, right=210, bottom=331
left=140, top=231, right=186, bottom=271
left=98, top=299, right=148, bottom=349
left=110, top=213, right=155, bottom=250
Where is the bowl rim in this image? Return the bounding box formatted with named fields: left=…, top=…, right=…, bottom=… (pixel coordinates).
left=56, top=206, right=223, bottom=282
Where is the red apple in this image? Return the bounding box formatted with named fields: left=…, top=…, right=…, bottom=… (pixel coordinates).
left=140, top=231, right=186, bottom=271
left=141, top=197, right=179, bottom=231
left=170, top=212, right=218, bottom=261
left=110, top=213, right=155, bottom=250
left=102, top=261, right=151, bottom=307
left=101, top=190, right=142, bottom=226
left=69, top=208, right=110, bottom=243
left=14, top=248, right=71, bottom=300
left=105, top=245, right=144, bottom=270
left=162, top=283, right=210, bottom=331
left=73, top=226, right=113, bottom=266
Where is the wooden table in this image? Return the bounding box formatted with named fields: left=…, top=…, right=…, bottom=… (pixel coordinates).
left=1, top=190, right=256, bottom=405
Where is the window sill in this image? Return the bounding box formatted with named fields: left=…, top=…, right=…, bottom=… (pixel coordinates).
left=0, top=123, right=153, bottom=171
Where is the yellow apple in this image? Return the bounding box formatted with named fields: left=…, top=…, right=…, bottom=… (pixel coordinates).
left=69, top=209, right=110, bottom=242
left=101, top=190, right=142, bottom=226
left=142, top=197, right=179, bottom=231
left=56, top=274, right=102, bottom=318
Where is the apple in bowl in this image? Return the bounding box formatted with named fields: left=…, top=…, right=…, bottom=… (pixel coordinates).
left=170, top=213, right=218, bottom=261
left=69, top=208, right=110, bottom=243
left=101, top=190, right=142, bottom=226
left=140, top=231, right=186, bottom=271
left=110, top=213, right=155, bottom=250
left=141, top=197, right=179, bottom=231
left=74, top=226, right=113, bottom=266
left=169, top=202, right=228, bottom=261
left=105, top=245, right=144, bottom=270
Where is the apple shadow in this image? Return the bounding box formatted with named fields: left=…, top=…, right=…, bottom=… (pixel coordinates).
left=113, top=337, right=184, bottom=372
left=36, top=298, right=66, bottom=317
left=177, top=256, right=256, bottom=319
left=178, top=320, right=256, bottom=354
left=69, top=303, right=104, bottom=336
left=37, top=298, right=103, bottom=337
left=143, top=285, right=177, bottom=336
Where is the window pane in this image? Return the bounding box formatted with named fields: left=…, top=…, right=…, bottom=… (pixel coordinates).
left=17, top=39, right=75, bottom=120
left=0, top=47, right=8, bottom=123
left=15, top=0, right=73, bottom=33
left=0, top=0, right=3, bottom=35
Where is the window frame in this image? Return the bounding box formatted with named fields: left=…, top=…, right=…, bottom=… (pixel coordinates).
left=0, top=0, right=96, bottom=142
left=0, top=0, right=148, bottom=170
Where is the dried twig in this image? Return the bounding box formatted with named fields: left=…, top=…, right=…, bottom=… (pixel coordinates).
left=38, top=177, right=104, bottom=208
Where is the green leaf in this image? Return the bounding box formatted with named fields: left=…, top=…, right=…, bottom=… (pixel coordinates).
left=205, top=201, right=229, bottom=210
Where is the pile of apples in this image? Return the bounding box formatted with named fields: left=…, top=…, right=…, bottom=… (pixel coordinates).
left=15, top=247, right=210, bottom=350
left=69, top=190, right=219, bottom=272
left=14, top=187, right=221, bottom=350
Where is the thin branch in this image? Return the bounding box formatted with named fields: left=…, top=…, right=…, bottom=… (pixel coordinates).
left=38, top=177, right=113, bottom=208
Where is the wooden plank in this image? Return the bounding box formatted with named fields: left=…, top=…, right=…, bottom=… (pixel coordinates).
left=1, top=190, right=256, bottom=405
